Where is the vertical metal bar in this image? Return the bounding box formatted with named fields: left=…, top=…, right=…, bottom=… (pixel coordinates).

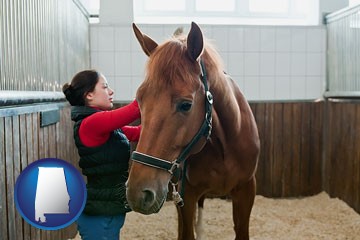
left=0, top=0, right=3, bottom=90
left=17, top=0, right=22, bottom=90
left=33, top=0, right=38, bottom=90
left=14, top=0, right=18, bottom=90
left=4, top=0, right=9, bottom=90
left=31, top=0, right=36, bottom=91
left=346, top=15, right=350, bottom=92
left=12, top=0, right=17, bottom=90
left=5, top=0, right=9, bottom=90
left=28, top=0, right=32, bottom=90
left=47, top=0, right=52, bottom=91
left=16, top=0, right=22, bottom=90
left=38, top=0, right=43, bottom=91
left=44, top=0, right=48, bottom=91
left=355, top=11, right=360, bottom=91
left=9, top=0, right=14, bottom=90
left=328, top=22, right=332, bottom=92
left=21, top=0, right=27, bottom=90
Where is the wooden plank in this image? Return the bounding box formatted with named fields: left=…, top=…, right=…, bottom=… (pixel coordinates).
left=38, top=113, right=51, bottom=240
left=251, top=102, right=265, bottom=195
left=5, top=117, right=16, bottom=240
left=33, top=112, right=40, bottom=162
left=0, top=117, right=8, bottom=239
left=12, top=116, right=24, bottom=240
left=344, top=103, right=356, bottom=204
left=46, top=109, right=75, bottom=240
left=20, top=114, right=31, bottom=240
left=327, top=101, right=336, bottom=197
left=29, top=113, right=41, bottom=240
left=38, top=114, right=45, bottom=159
left=337, top=102, right=355, bottom=205
left=257, top=103, right=267, bottom=196
left=263, top=103, right=274, bottom=197
left=300, top=103, right=311, bottom=195
left=44, top=129, right=54, bottom=240
left=272, top=103, right=283, bottom=197
left=337, top=103, right=348, bottom=199
left=322, top=101, right=332, bottom=194
left=330, top=102, right=343, bottom=198
left=61, top=108, right=70, bottom=162
left=309, top=101, right=323, bottom=194
left=56, top=110, right=62, bottom=160
left=354, top=104, right=360, bottom=212
left=49, top=124, right=56, bottom=157
left=62, top=107, right=79, bottom=240
left=25, top=113, right=37, bottom=240
left=282, top=103, right=293, bottom=197
left=38, top=119, right=48, bottom=159
left=291, top=103, right=302, bottom=196
left=26, top=114, right=34, bottom=165
left=336, top=103, right=347, bottom=199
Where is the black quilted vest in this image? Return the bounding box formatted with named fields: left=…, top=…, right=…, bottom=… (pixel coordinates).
left=71, top=106, right=131, bottom=216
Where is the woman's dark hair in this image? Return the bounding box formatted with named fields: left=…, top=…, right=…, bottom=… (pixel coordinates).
left=62, top=70, right=99, bottom=106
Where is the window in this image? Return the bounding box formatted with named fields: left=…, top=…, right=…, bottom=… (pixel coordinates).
left=349, top=0, right=360, bottom=7
left=249, top=0, right=288, bottom=13
left=196, top=0, right=235, bottom=12
left=134, top=0, right=319, bottom=25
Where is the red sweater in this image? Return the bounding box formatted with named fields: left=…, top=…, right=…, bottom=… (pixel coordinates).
left=79, top=100, right=141, bottom=147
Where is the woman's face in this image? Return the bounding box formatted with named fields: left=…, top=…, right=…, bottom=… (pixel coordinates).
left=85, top=75, right=114, bottom=110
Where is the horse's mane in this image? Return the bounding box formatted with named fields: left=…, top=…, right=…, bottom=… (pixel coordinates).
left=141, top=29, right=225, bottom=91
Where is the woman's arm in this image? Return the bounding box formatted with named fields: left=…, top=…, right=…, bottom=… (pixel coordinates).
left=79, top=100, right=140, bottom=147
left=121, top=125, right=141, bottom=142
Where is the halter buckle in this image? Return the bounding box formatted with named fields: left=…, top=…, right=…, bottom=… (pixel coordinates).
left=168, top=161, right=180, bottom=175
left=206, top=91, right=213, bottom=105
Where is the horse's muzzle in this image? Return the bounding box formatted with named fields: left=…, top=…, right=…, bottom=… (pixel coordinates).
left=126, top=186, right=167, bottom=215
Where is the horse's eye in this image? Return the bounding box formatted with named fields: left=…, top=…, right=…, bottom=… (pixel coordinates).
left=177, top=102, right=192, bottom=112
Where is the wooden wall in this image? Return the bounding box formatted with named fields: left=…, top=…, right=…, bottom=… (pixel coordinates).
left=250, top=101, right=324, bottom=198
left=323, top=99, right=360, bottom=213
left=0, top=103, right=78, bottom=240
left=250, top=99, right=360, bottom=214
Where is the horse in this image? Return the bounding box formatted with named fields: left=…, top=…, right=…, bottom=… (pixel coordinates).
left=126, top=22, right=260, bottom=240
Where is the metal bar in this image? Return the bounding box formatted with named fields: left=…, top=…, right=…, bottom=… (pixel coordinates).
left=72, top=0, right=90, bottom=18
left=324, top=91, right=360, bottom=98
left=0, top=0, right=3, bottom=90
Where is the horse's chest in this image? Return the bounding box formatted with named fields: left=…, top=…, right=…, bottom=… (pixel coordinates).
left=186, top=154, right=233, bottom=189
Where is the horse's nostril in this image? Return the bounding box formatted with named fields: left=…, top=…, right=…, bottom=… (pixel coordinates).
left=142, top=189, right=155, bottom=208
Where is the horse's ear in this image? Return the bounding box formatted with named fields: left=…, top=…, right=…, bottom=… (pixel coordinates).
left=132, top=23, right=158, bottom=57
left=187, top=22, right=204, bottom=62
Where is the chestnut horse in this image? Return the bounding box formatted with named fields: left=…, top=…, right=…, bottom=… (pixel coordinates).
left=126, top=22, right=260, bottom=240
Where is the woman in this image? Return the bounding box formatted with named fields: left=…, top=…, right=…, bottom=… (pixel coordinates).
left=62, top=70, right=141, bottom=240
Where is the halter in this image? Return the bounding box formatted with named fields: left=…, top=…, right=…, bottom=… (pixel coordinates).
left=131, top=59, right=213, bottom=206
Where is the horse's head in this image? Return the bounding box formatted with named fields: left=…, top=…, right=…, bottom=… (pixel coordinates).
left=126, top=22, right=212, bottom=214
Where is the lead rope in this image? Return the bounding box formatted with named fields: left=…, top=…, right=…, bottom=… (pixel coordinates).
left=170, top=159, right=186, bottom=207
left=172, top=182, right=184, bottom=207
left=171, top=158, right=188, bottom=207
left=179, top=159, right=188, bottom=205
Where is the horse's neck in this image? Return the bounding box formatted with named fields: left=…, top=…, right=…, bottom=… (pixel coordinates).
left=210, top=74, right=245, bottom=139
